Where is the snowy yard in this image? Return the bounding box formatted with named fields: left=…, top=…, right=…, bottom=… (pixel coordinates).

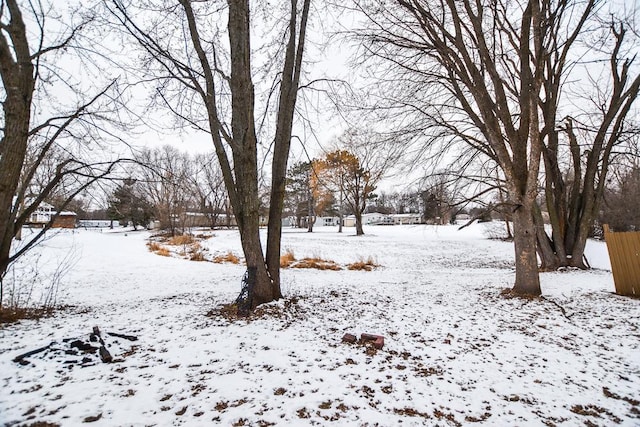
left=0, top=223, right=638, bottom=426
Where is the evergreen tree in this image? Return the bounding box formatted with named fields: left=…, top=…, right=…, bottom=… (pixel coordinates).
left=107, top=179, right=153, bottom=230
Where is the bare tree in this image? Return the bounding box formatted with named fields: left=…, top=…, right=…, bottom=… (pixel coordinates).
left=535, top=18, right=640, bottom=270
left=600, top=163, right=640, bottom=232
left=134, top=146, right=195, bottom=235
left=191, top=153, right=229, bottom=229
left=286, top=161, right=316, bottom=230
left=108, top=0, right=312, bottom=308
left=355, top=0, right=548, bottom=295
left=318, top=129, right=393, bottom=235
left=0, top=0, right=125, bottom=310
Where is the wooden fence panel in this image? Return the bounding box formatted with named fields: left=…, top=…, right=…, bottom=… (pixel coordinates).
left=603, top=225, right=640, bottom=297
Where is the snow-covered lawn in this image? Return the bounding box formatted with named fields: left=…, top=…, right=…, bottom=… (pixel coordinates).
left=1, top=223, right=638, bottom=426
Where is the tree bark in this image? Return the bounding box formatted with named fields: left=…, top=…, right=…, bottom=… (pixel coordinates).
left=0, top=0, right=35, bottom=293
left=266, top=0, right=311, bottom=291
left=355, top=211, right=364, bottom=236
left=512, top=202, right=541, bottom=295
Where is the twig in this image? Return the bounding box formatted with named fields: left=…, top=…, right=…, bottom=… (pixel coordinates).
left=541, top=296, right=574, bottom=321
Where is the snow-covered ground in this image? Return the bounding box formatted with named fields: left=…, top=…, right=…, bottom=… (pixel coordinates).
left=1, top=223, right=638, bottom=426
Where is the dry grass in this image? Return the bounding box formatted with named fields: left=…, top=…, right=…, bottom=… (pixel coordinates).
left=212, top=251, right=241, bottom=264
left=147, top=242, right=171, bottom=257
left=147, top=241, right=162, bottom=251
left=188, top=242, right=207, bottom=261
left=190, top=251, right=207, bottom=261
left=167, top=234, right=195, bottom=246
left=194, top=233, right=215, bottom=240
left=280, top=249, right=296, bottom=268
left=149, top=237, right=212, bottom=260
left=293, top=257, right=342, bottom=271
left=347, top=256, right=379, bottom=271
left=155, top=247, right=171, bottom=257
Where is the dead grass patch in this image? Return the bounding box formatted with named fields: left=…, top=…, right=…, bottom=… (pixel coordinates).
left=193, top=233, right=213, bottom=240
left=190, top=251, right=207, bottom=261
left=147, top=242, right=171, bottom=257
left=347, top=256, right=379, bottom=271
left=292, top=257, right=341, bottom=271
left=280, top=250, right=296, bottom=268
left=147, top=241, right=163, bottom=251
left=212, top=251, right=240, bottom=264
left=155, top=247, right=171, bottom=257
left=0, top=307, right=56, bottom=324
left=188, top=243, right=207, bottom=261
left=167, top=234, right=195, bottom=246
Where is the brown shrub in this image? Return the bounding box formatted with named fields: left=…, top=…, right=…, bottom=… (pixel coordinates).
left=155, top=247, right=171, bottom=257
left=190, top=251, right=207, bottom=261
left=147, top=241, right=163, bottom=251
left=213, top=251, right=241, bottom=264
left=147, top=241, right=171, bottom=257
left=293, top=257, right=341, bottom=271
left=194, top=233, right=213, bottom=240
left=188, top=242, right=207, bottom=261
left=167, top=234, right=195, bottom=246
left=280, top=250, right=296, bottom=268
left=347, top=256, right=379, bottom=271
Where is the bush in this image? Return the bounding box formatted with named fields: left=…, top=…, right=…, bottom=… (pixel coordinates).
left=190, top=251, right=207, bottom=261
left=167, top=234, right=195, bottom=246
left=147, top=241, right=171, bottom=257
left=347, top=256, right=379, bottom=271
left=292, top=257, right=341, bottom=271
left=212, top=251, right=241, bottom=264
left=280, top=249, right=296, bottom=268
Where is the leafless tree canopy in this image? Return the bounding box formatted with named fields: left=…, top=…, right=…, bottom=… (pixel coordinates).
left=0, top=0, right=128, bottom=309
left=353, top=0, right=551, bottom=294
left=107, top=0, right=312, bottom=308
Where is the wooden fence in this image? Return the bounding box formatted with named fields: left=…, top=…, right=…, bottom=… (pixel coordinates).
left=603, top=225, right=640, bottom=297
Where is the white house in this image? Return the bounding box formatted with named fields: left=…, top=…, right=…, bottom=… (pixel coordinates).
left=27, top=202, right=77, bottom=228
left=341, top=213, right=392, bottom=227
left=392, top=213, right=422, bottom=225
left=343, top=215, right=356, bottom=227
left=29, top=202, right=55, bottom=224
left=315, top=216, right=340, bottom=227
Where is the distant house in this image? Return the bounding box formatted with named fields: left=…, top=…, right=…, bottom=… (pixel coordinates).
left=316, top=216, right=340, bottom=227
left=363, top=212, right=392, bottom=225
left=28, top=202, right=77, bottom=228
left=392, top=213, right=422, bottom=225
left=341, top=213, right=391, bottom=227
left=29, top=202, right=55, bottom=225
left=78, top=219, right=120, bottom=228
left=282, top=216, right=296, bottom=227
left=53, top=212, right=77, bottom=229
left=343, top=215, right=356, bottom=227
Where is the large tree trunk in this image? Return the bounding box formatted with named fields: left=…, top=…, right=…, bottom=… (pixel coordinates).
left=306, top=193, right=314, bottom=232
left=0, top=0, right=36, bottom=298
left=354, top=211, right=364, bottom=236
left=512, top=201, right=541, bottom=295
left=238, top=216, right=277, bottom=306
left=227, top=0, right=277, bottom=308
left=265, top=0, right=310, bottom=293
